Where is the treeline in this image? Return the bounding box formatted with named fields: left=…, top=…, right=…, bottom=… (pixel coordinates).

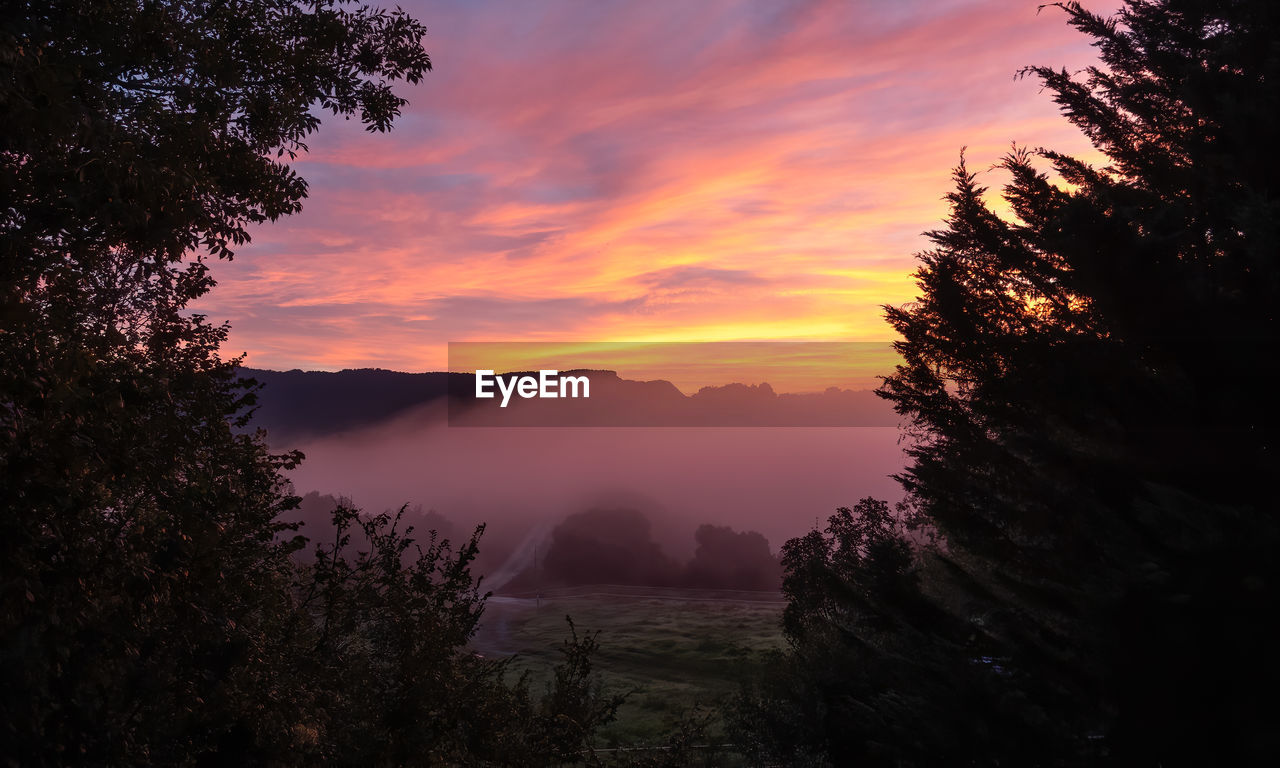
left=522, top=508, right=781, bottom=592
left=291, top=498, right=782, bottom=593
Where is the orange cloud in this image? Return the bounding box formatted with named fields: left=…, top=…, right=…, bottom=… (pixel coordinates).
left=198, top=0, right=1114, bottom=379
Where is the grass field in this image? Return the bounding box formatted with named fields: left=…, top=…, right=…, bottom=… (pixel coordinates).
left=471, top=586, right=786, bottom=747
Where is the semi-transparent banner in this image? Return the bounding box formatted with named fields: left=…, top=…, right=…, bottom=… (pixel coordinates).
left=445, top=342, right=900, bottom=427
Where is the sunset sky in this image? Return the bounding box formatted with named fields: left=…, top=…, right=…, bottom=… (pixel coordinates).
left=197, top=0, right=1109, bottom=380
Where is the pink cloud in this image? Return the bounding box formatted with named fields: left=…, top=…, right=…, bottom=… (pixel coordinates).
left=199, top=0, right=1115, bottom=374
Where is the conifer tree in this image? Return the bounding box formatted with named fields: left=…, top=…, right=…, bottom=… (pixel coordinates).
left=744, top=2, right=1280, bottom=764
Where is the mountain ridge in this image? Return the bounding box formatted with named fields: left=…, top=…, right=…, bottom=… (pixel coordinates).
left=239, top=366, right=897, bottom=441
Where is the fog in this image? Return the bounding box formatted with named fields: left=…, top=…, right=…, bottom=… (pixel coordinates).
left=279, top=401, right=907, bottom=584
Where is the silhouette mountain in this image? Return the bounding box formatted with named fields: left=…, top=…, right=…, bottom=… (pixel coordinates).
left=240, top=366, right=895, bottom=440
left=239, top=367, right=467, bottom=441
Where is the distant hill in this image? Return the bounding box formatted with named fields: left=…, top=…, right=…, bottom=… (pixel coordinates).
left=238, top=367, right=897, bottom=442
left=238, top=368, right=463, bottom=441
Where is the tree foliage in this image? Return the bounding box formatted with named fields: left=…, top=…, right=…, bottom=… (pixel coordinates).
left=282, top=507, right=624, bottom=767
left=1, top=2, right=619, bottom=765
left=741, top=1, right=1280, bottom=764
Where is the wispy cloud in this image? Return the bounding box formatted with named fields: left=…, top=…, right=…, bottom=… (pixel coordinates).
left=200, top=0, right=1112, bottom=373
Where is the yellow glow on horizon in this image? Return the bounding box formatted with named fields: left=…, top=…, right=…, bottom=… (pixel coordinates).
left=200, top=1, right=1113, bottom=376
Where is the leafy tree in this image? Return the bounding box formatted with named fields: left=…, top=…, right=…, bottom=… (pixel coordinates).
left=283, top=506, right=624, bottom=767
left=743, top=1, right=1280, bottom=764
left=735, top=499, right=1062, bottom=766
left=1, top=1, right=430, bottom=761
left=543, top=509, right=680, bottom=588
left=1, top=2, right=618, bottom=765
left=683, top=524, right=780, bottom=592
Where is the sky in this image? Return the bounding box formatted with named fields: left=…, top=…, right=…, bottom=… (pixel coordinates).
left=196, top=0, right=1110, bottom=382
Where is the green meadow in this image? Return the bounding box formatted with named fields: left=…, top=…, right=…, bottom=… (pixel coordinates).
left=472, top=588, right=786, bottom=747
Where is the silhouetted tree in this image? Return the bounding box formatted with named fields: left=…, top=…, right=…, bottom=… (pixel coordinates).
left=734, top=499, right=1056, bottom=766
left=544, top=509, right=680, bottom=587
left=744, top=1, right=1280, bottom=764
left=284, top=491, right=455, bottom=563
left=1, top=2, right=430, bottom=761
left=286, top=506, right=623, bottom=766
left=0, top=2, right=615, bottom=764
left=684, top=525, right=780, bottom=591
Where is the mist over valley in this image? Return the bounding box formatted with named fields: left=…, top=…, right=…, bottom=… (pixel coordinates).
left=248, top=367, right=908, bottom=590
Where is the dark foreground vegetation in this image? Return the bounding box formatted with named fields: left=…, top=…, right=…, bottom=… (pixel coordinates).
left=0, top=2, right=622, bottom=765
left=3, top=0, right=1277, bottom=766
left=732, top=1, right=1280, bottom=765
